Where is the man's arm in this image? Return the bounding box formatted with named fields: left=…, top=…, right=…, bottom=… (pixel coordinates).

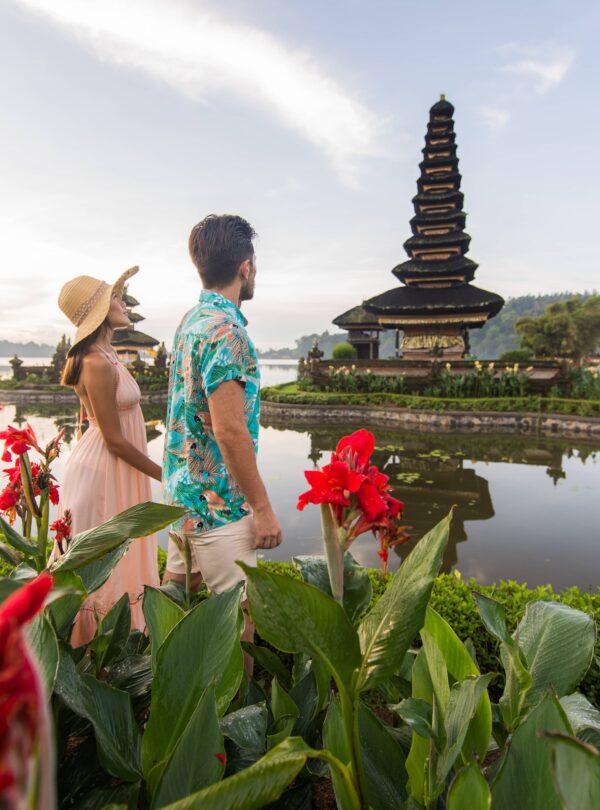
left=207, top=380, right=282, bottom=549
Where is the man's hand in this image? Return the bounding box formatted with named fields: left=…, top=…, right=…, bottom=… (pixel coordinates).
left=253, top=505, right=282, bottom=550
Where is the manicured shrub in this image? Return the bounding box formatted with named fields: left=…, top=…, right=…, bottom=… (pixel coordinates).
left=499, top=349, right=534, bottom=363
left=331, top=342, right=358, bottom=360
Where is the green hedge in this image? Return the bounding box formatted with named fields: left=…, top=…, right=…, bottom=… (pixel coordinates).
left=262, top=385, right=600, bottom=417
left=256, top=562, right=600, bottom=706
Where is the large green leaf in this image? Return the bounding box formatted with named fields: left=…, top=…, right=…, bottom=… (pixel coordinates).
left=356, top=511, right=452, bottom=692
left=74, top=782, right=140, bottom=810
left=515, top=601, right=596, bottom=707
left=0, top=515, right=37, bottom=556
left=51, top=502, right=186, bottom=572
left=160, top=737, right=360, bottom=810
left=545, top=731, right=600, bottom=810
left=28, top=612, right=59, bottom=695
left=45, top=570, right=86, bottom=638
left=421, top=628, right=450, bottom=733
left=142, top=586, right=243, bottom=777
left=560, top=693, right=600, bottom=749
left=359, top=702, right=407, bottom=809
left=289, top=671, right=320, bottom=738
left=142, top=586, right=185, bottom=667
left=405, top=648, right=434, bottom=805
left=78, top=543, right=133, bottom=594
left=390, top=697, right=433, bottom=740
left=293, top=552, right=372, bottom=623
left=87, top=592, right=131, bottom=672
left=491, top=691, right=571, bottom=810
left=220, top=703, right=268, bottom=754
left=242, top=642, right=292, bottom=690
left=447, top=762, right=491, bottom=810
left=268, top=677, right=300, bottom=750
left=424, top=607, right=492, bottom=760
left=475, top=593, right=532, bottom=730
left=151, top=686, right=225, bottom=808
left=433, top=674, right=493, bottom=796
left=240, top=563, right=362, bottom=693
left=0, top=577, right=21, bottom=603
left=55, top=646, right=142, bottom=781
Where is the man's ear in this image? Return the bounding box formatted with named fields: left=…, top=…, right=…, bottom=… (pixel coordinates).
left=240, top=258, right=251, bottom=280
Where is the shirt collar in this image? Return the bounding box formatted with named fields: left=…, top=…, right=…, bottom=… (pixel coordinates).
left=199, top=289, right=248, bottom=327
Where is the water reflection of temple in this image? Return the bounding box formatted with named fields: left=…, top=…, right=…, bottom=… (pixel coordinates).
left=304, top=427, right=577, bottom=572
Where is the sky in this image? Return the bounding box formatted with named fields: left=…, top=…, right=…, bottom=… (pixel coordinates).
left=0, top=0, right=598, bottom=351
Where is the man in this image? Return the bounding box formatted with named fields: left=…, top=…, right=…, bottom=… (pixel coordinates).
left=162, top=214, right=282, bottom=611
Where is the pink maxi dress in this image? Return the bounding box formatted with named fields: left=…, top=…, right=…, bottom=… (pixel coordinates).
left=60, top=349, right=159, bottom=646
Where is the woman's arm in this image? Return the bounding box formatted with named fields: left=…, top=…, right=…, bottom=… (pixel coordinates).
left=80, top=354, right=162, bottom=482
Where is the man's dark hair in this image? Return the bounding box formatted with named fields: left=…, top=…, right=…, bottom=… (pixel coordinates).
left=189, top=214, right=256, bottom=289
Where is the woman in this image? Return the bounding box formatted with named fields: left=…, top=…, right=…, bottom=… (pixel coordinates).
left=57, top=266, right=161, bottom=645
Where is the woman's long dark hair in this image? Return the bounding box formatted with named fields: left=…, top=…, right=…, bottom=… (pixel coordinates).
left=61, top=321, right=110, bottom=387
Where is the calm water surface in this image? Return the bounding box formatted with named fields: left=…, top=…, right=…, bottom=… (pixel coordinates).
left=1, top=359, right=598, bottom=591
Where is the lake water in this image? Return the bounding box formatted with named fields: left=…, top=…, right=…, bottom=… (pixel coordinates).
left=1, top=359, right=599, bottom=591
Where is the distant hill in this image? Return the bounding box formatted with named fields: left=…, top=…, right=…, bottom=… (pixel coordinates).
left=259, top=292, right=598, bottom=360
left=0, top=340, right=54, bottom=357
left=469, top=292, right=598, bottom=359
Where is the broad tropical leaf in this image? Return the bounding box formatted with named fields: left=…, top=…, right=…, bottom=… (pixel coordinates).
left=268, top=677, right=300, bottom=750
left=87, top=592, right=131, bottom=672
left=142, top=586, right=243, bottom=778
left=55, top=646, right=142, bottom=781
left=160, top=737, right=360, bottom=810
left=356, top=510, right=452, bottom=692
left=359, top=702, right=407, bottom=809
left=515, top=601, right=596, bottom=707
left=51, top=502, right=186, bottom=571
left=424, top=607, right=492, bottom=760
left=151, top=687, right=225, bottom=808
left=293, top=552, right=372, bottom=623
left=448, top=762, right=491, bottom=810
left=28, top=612, right=59, bottom=695
left=220, top=703, right=268, bottom=754
left=560, top=693, right=600, bottom=749
left=545, top=731, right=600, bottom=810
left=491, top=691, right=571, bottom=810
left=405, top=648, right=434, bottom=804
left=390, top=698, right=433, bottom=740
left=240, top=563, right=362, bottom=693
left=142, top=586, right=185, bottom=667
left=78, top=544, right=134, bottom=594
left=475, top=593, right=532, bottom=730
left=0, top=515, right=37, bottom=556
left=242, top=642, right=292, bottom=690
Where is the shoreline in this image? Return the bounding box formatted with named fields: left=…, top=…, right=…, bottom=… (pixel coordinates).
left=0, top=388, right=169, bottom=404
left=261, top=400, right=600, bottom=439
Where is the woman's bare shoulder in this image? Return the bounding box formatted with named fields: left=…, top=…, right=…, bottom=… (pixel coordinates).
left=80, top=352, right=116, bottom=378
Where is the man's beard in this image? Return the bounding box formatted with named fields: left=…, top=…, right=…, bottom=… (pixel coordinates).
left=239, top=279, right=255, bottom=302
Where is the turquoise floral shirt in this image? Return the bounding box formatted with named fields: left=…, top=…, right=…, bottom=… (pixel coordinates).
left=163, top=290, right=260, bottom=534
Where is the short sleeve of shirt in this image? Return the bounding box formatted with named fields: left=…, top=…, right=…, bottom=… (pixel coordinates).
left=199, top=320, right=248, bottom=398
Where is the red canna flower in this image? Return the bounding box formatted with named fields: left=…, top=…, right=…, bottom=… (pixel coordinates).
left=50, top=511, right=71, bottom=554
left=48, top=483, right=59, bottom=506
left=297, top=460, right=365, bottom=511
left=0, top=489, right=18, bottom=512
left=333, top=428, right=375, bottom=472
left=0, top=425, right=40, bottom=461
left=0, top=573, right=54, bottom=806
left=214, top=753, right=226, bottom=765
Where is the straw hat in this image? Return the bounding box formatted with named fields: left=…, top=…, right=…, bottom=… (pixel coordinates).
left=58, top=266, right=139, bottom=353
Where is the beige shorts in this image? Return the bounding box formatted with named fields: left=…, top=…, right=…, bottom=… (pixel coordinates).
left=165, top=515, right=256, bottom=595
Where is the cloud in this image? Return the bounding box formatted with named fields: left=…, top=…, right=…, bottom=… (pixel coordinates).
left=477, top=105, right=510, bottom=132
left=14, top=0, right=384, bottom=185
left=502, top=45, right=575, bottom=94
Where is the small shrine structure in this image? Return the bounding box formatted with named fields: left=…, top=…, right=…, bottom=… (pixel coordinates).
left=111, top=287, right=159, bottom=365
left=334, top=96, right=504, bottom=360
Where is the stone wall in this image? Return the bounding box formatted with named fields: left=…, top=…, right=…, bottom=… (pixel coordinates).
left=261, top=400, right=600, bottom=440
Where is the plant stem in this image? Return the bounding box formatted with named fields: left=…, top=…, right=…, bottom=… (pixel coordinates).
left=37, top=491, right=49, bottom=571
left=320, top=504, right=344, bottom=604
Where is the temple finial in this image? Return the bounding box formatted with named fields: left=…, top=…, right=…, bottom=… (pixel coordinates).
left=440, top=93, right=446, bottom=101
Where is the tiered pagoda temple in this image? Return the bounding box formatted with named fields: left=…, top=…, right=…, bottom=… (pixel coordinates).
left=334, top=96, right=504, bottom=360
left=111, top=286, right=159, bottom=365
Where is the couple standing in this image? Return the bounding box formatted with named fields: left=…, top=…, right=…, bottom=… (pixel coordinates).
left=57, top=214, right=282, bottom=646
